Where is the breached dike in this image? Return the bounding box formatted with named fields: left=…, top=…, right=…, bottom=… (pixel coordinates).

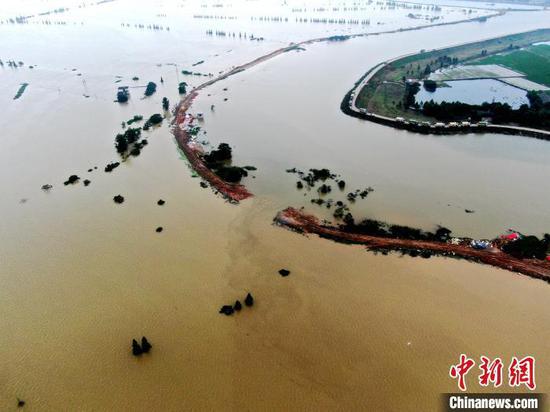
left=171, top=11, right=505, bottom=202
left=173, top=91, right=252, bottom=202
left=274, top=207, right=550, bottom=284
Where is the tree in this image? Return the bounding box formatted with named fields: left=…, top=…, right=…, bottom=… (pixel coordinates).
left=117, top=88, right=129, bottom=103
left=143, top=114, right=163, bottom=130
left=527, top=90, right=542, bottom=110
left=204, top=143, right=232, bottom=165
left=115, top=127, right=142, bottom=155
left=162, top=97, right=169, bottom=111
left=144, top=82, right=157, bottom=97
left=215, top=166, right=248, bottom=183
left=403, top=81, right=420, bottom=108
left=502, top=235, right=550, bottom=260
left=115, top=135, right=128, bottom=154
left=423, top=79, right=437, bottom=92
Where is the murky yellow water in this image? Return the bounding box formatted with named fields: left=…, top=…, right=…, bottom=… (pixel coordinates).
left=2, top=199, right=549, bottom=410
left=1, top=1, right=549, bottom=410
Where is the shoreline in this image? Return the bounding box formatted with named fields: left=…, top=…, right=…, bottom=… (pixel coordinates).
left=173, top=91, right=253, bottom=202
left=171, top=13, right=550, bottom=283
left=171, top=11, right=508, bottom=201
left=274, top=207, right=550, bottom=284
left=342, top=29, right=550, bottom=139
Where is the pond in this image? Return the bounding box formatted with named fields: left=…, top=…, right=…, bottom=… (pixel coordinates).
left=415, top=78, right=530, bottom=108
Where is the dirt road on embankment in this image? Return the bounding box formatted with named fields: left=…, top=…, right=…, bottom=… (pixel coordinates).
left=275, top=207, right=550, bottom=284
left=172, top=11, right=505, bottom=201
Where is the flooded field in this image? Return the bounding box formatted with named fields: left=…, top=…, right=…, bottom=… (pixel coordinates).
left=1, top=1, right=549, bottom=410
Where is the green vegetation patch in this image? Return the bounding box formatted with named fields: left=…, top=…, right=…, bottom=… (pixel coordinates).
left=127, top=115, right=143, bottom=125
left=473, top=44, right=550, bottom=86
left=367, top=83, right=405, bottom=116
left=143, top=113, right=163, bottom=130
left=355, top=70, right=430, bottom=121
left=14, top=83, right=29, bottom=100
left=355, top=29, right=550, bottom=121
left=144, top=82, right=157, bottom=97
left=529, top=44, right=550, bottom=59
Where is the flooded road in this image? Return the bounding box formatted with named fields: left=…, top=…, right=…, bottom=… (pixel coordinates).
left=1, top=1, right=549, bottom=410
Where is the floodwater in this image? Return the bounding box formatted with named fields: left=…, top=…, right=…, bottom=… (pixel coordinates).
left=1, top=1, right=550, bottom=411
left=416, top=78, right=530, bottom=108
left=194, top=9, right=550, bottom=239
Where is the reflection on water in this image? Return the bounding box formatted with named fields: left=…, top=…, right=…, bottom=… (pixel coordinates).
left=416, top=78, right=529, bottom=108
left=1, top=1, right=550, bottom=410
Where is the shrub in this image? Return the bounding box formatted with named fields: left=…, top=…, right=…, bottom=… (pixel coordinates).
left=423, top=79, right=437, bottom=92
left=147, top=113, right=163, bottom=125
left=215, top=166, right=248, bottom=183
left=117, top=89, right=129, bottom=103
left=502, top=235, right=550, bottom=260
left=204, top=143, right=232, bottom=165
left=144, top=82, right=157, bottom=97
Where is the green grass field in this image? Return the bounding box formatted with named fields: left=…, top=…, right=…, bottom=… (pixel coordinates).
left=474, top=44, right=550, bottom=86
left=355, top=29, right=550, bottom=119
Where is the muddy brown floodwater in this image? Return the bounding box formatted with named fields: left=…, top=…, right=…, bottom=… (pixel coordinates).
left=171, top=10, right=506, bottom=202
left=1, top=1, right=550, bottom=411
left=275, top=207, right=550, bottom=283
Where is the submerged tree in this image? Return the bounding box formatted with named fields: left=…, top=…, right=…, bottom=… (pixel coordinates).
left=203, top=143, right=232, bottom=166
left=115, top=127, right=142, bottom=156
left=143, top=113, right=163, bottom=130
left=117, top=88, right=129, bottom=103
left=144, top=82, right=157, bottom=97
